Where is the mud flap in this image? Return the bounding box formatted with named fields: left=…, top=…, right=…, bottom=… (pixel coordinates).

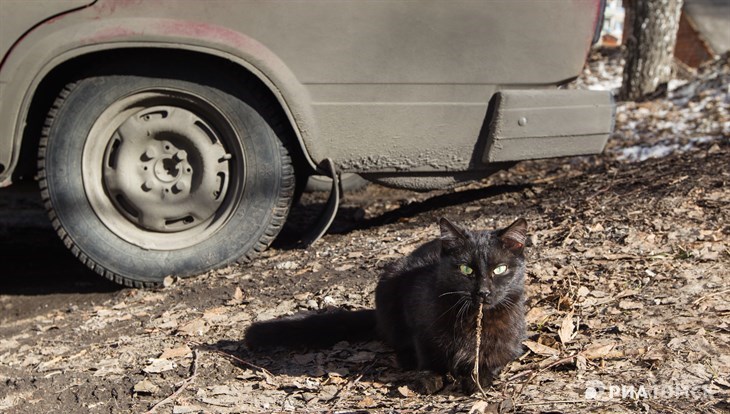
left=483, top=90, right=614, bottom=162
left=301, top=158, right=340, bottom=246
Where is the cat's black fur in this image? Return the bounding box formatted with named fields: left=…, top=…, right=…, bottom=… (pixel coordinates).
left=245, top=218, right=527, bottom=393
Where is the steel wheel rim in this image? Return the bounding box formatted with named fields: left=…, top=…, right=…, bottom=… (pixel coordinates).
left=82, top=88, right=245, bottom=250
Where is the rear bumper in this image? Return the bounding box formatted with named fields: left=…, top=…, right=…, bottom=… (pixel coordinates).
left=483, top=89, right=614, bottom=163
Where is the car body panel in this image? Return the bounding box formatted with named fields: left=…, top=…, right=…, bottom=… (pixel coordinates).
left=0, top=0, right=92, bottom=57
left=0, top=0, right=608, bottom=185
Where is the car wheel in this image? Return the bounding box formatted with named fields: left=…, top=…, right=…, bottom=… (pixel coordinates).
left=305, top=173, right=369, bottom=193
left=38, top=74, right=294, bottom=287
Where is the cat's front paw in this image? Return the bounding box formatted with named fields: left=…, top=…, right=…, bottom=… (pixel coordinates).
left=458, top=372, right=494, bottom=395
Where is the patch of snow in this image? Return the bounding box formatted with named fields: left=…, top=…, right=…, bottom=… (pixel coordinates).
left=615, top=136, right=718, bottom=162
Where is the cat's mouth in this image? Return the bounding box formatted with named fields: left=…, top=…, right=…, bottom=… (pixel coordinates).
left=476, top=291, right=492, bottom=305
left=474, top=294, right=495, bottom=307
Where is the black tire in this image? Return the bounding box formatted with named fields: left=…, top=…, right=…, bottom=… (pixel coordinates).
left=305, top=173, right=369, bottom=193
left=38, top=73, right=294, bottom=287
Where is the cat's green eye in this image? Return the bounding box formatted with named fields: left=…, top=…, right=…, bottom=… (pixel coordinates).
left=459, top=264, right=473, bottom=276
left=493, top=264, right=508, bottom=275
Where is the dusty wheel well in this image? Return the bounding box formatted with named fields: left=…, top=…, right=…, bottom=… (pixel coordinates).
left=14, top=48, right=313, bottom=187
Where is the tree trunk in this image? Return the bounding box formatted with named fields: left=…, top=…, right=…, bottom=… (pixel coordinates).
left=620, top=0, right=684, bottom=101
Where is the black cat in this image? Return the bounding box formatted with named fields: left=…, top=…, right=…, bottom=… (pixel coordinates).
left=245, top=218, right=528, bottom=393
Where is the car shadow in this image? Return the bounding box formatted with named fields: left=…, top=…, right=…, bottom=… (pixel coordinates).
left=333, top=183, right=529, bottom=234
left=274, top=183, right=529, bottom=249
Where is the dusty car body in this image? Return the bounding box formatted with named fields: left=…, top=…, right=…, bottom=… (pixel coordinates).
left=0, top=0, right=613, bottom=286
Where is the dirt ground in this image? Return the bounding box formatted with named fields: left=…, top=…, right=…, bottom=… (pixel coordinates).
left=0, top=52, right=728, bottom=414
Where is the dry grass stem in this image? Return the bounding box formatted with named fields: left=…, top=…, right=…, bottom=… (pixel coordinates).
left=471, top=302, right=489, bottom=398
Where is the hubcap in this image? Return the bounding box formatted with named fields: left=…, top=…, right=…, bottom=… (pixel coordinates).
left=83, top=90, right=244, bottom=250
left=103, top=106, right=230, bottom=232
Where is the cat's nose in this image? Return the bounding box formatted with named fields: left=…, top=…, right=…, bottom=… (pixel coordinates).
left=478, top=289, right=491, bottom=300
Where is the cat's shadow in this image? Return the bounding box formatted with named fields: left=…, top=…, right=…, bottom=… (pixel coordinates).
left=203, top=339, right=375, bottom=376
left=203, top=339, right=465, bottom=397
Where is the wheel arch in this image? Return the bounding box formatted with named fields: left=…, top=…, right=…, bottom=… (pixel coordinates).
left=2, top=22, right=319, bottom=185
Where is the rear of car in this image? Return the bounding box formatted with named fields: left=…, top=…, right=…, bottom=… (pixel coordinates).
left=0, top=0, right=612, bottom=286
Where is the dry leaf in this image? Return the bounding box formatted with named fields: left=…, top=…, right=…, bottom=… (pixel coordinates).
left=133, top=378, right=159, bottom=394
left=275, top=261, right=299, bottom=270
left=525, top=307, right=551, bottom=325
left=580, top=343, right=616, bottom=359
left=523, top=340, right=559, bottom=357
left=141, top=293, right=166, bottom=303
left=558, top=312, right=575, bottom=345
left=326, top=372, right=348, bottom=384
left=397, top=385, right=415, bottom=397
left=227, top=287, right=244, bottom=305
left=618, top=300, right=644, bottom=310
left=203, top=306, right=229, bottom=323
left=178, top=318, right=208, bottom=336
left=209, top=385, right=237, bottom=396
left=143, top=358, right=176, bottom=374
left=318, top=384, right=339, bottom=402
left=468, top=400, right=490, bottom=414
left=159, top=345, right=192, bottom=359
left=499, top=398, right=514, bottom=412
left=577, top=286, right=590, bottom=297
left=201, top=396, right=237, bottom=407
left=588, top=223, right=605, bottom=232
left=357, top=396, right=377, bottom=408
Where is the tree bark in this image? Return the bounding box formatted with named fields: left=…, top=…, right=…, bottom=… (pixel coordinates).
left=620, top=0, right=684, bottom=101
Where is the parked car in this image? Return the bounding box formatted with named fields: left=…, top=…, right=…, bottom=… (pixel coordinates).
left=0, top=0, right=613, bottom=287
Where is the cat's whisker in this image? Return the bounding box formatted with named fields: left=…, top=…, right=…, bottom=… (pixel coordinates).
left=456, top=296, right=475, bottom=330
left=433, top=296, right=467, bottom=325
left=439, top=291, right=470, bottom=298
left=495, top=293, right=523, bottom=315
left=456, top=300, right=467, bottom=326
left=454, top=297, right=472, bottom=339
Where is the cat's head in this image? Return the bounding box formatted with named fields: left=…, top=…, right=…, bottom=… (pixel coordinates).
left=437, top=217, right=527, bottom=309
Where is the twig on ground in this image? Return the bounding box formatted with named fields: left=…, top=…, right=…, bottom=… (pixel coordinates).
left=586, top=183, right=613, bottom=200
left=515, top=400, right=586, bottom=407
left=509, top=353, right=578, bottom=407
left=508, top=355, right=574, bottom=377
left=507, top=346, right=647, bottom=381
left=693, top=288, right=730, bottom=306
left=145, top=348, right=199, bottom=414
left=508, top=354, right=577, bottom=382
left=516, top=399, right=586, bottom=407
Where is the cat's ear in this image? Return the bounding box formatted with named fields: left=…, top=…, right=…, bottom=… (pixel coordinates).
left=500, top=218, right=527, bottom=253
left=439, top=218, right=466, bottom=252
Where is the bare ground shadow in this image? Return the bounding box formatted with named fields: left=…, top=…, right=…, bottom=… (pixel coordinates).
left=0, top=182, right=122, bottom=296
left=0, top=229, right=121, bottom=295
